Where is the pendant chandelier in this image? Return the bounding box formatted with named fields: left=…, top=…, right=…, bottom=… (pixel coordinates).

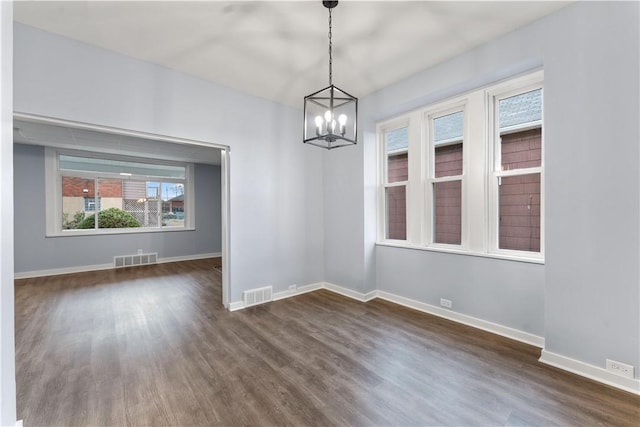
left=303, top=0, right=358, bottom=149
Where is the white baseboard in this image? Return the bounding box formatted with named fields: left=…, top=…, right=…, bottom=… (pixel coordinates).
left=323, top=282, right=377, bottom=302
left=375, top=290, right=545, bottom=348
left=16, top=420, right=23, bottom=427
left=230, top=282, right=325, bottom=312
left=14, top=263, right=114, bottom=279
left=228, top=300, right=245, bottom=311
left=539, top=350, right=640, bottom=395
left=158, top=252, right=221, bottom=264
left=14, top=252, right=222, bottom=279
left=272, top=282, right=324, bottom=301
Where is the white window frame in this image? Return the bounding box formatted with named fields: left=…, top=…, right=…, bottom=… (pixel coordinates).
left=376, top=70, right=544, bottom=264
left=45, top=148, right=196, bottom=237
left=424, top=101, right=468, bottom=250
left=487, top=73, right=544, bottom=261
left=377, top=117, right=412, bottom=243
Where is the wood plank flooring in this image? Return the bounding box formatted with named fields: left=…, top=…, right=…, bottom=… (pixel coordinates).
left=15, top=259, right=639, bottom=426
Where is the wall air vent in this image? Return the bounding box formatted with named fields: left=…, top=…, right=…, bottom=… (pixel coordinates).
left=243, top=286, right=273, bottom=308
left=114, top=253, right=158, bottom=268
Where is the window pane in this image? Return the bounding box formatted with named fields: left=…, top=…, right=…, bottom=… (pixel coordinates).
left=499, top=173, right=541, bottom=252
left=435, top=143, right=463, bottom=178
left=143, top=182, right=162, bottom=227
left=60, top=155, right=186, bottom=179
left=433, top=181, right=461, bottom=245
left=499, top=88, right=542, bottom=129
left=61, top=176, right=94, bottom=229
left=162, top=183, right=185, bottom=227
left=95, top=178, right=138, bottom=229
left=501, top=128, right=541, bottom=170
left=388, top=153, right=408, bottom=183
left=83, top=197, right=100, bottom=212
left=385, top=186, right=406, bottom=240
left=386, top=127, right=408, bottom=183
left=434, top=111, right=463, bottom=143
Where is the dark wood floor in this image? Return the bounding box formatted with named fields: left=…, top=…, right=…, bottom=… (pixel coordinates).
left=15, top=259, right=639, bottom=426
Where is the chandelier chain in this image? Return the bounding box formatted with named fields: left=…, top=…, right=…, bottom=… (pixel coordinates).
left=328, top=7, right=332, bottom=86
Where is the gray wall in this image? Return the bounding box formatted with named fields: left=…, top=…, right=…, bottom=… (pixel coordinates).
left=13, top=23, right=326, bottom=301
left=13, top=143, right=221, bottom=274
left=324, top=1, right=639, bottom=377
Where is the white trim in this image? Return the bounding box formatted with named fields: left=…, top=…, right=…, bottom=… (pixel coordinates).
left=16, top=420, right=23, bottom=427
left=375, top=241, right=545, bottom=265
left=230, top=282, right=325, bottom=312
left=157, top=252, right=221, bottom=264
left=375, top=290, right=544, bottom=347
left=14, top=252, right=222, bottom=279
left=14, top=112, right=229, bottom=151
left=272, top=282, right=324, bottom=301
left=229, top=282, right=377, bottom=311
left=228, top=301, right=245, bottom=311
left=220, top=148, right=231, bottom=309
left=539, top=350, right=640, bottom=395
left=323, top=282, right=377, bottom=302
left=14, top=263, right=114, bottom=279
left=47, top=226, right=197, bottom=238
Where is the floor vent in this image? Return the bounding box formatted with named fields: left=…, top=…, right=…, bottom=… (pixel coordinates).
left=243, top=286, right=273, bottom=308
left=114, top=253, right=158, bottom=268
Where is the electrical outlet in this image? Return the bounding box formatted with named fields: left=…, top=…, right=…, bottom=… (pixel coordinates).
left=440, top=298, right=452, bottom=309
left=288, top=284, right=297, bottom=292
left=606, top=359, right=634, bottom=379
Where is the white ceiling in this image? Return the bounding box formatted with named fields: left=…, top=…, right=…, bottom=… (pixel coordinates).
left=14, top=0, right=571, bottom=108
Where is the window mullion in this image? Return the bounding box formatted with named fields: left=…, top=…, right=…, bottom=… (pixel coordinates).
left=432, top=175, right=463, bottom=184
left=93, top=178, right=99, bottom=230
left=406, top=111, right=423, bottom=245
left=496, top=166, right=542, bottom=177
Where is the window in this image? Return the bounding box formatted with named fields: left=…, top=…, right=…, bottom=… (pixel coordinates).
left=490, top=87, right=543, bottom=256
left=429, top=110, right=464, bottom=246
left=382, top=126, right=409, bottom=240
left=377, top=71, right=543, bottom=262
left=47, top=150, right=194, bottom=236
left=83, top=197, right=101, bottom=212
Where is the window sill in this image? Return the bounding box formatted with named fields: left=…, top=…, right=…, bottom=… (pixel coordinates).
left=46, top=226, right=196, bottom=238
left=375, top=241, right=545, bottom=265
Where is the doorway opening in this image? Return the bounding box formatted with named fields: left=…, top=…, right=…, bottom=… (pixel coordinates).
left=12, top=112, right=231, bottom=307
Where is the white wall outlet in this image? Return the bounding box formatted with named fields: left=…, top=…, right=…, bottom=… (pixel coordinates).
left=288, top=284, right=297, bottom=292
left=440, top=298, right=452, bottom=309
left=606, top=359, right=635, bottom=379
left=137, top=249, right=143, bottom=254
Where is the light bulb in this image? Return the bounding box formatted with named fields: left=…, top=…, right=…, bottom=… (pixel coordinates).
left=324, top=110, right=332, bottom=122
left=315, top=116, right=323, bottom=127
left=331, top=119, right=336, bottom=133
left=338, top=114, right=347, bottom=136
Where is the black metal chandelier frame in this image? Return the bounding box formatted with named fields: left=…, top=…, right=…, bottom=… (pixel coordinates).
left=303, top=0, right=358, bottom=149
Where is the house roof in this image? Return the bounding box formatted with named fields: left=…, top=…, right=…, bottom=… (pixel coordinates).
left=499, top=89, right=542, bottom=128
left=167, top=194, right=184, bottom=202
